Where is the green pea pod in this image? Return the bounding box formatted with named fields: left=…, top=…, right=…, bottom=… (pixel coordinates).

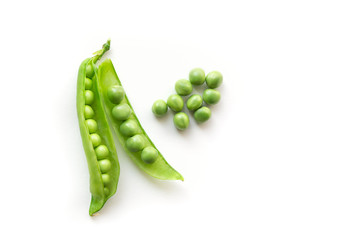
left=77, top=40, right=120, bottom=216
left=98, top=59, right=183, bottom=181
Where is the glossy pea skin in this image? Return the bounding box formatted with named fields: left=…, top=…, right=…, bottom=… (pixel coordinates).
left=141, top=146, right=158, bottom=164
left=186, top=94, right=203, bottom=111
left=167, top=94, right=184, bottom=112
left=107, top=85, right=125, bottom=104
left=205, top=71, right=223, bottom=88
left=189, top=68, right=205, bottom=85
left=112, top=104, right=132, bottom=121
left=90, top=133, right=102, bottom=148
left=102, top=174, right=111, bottom=185
left=203, top=89, right=221, bottom=105
left=119, top=119, right=140, bottom=137
left=86, top=64, right=95, bottom=78
left=175, top=79, right=193, bottom=96
left=99, top=159, right=111, bottom=173
left=152, top=100, right=168, bottom=117
left=85, top=78, right=93, bottom=90
left=126, top=134, right=146, bottom=152
left=95, top=145, right=109, bottom=159
left=194, top=106, right=211, bottom=123
left=173, top=112, right=189, bottom=130
left=84, top=105, right=95, bottom=119
left=85, top=90, right=95, bottom=105
left=85, top=119, right=98, bottom=133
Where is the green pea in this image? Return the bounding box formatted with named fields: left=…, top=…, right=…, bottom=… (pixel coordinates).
left=85, top=119, right=97, bottom=133
left=102, top=174, right=111, bottom=185
left=205, top=71, right=223, bottom=88
left=85, top=78, right=93, bottom=90
left=86, top=64, right=94, bottom=78
left=104, top=187, right=110, bottom=196
left=141, top=146, right=158, bottom=164
left=186, top=94, right=203, bottom=111
left=194, top=107, right=211, bottom=123
left=95, top=145, right=109, bottom=159
left=203, top=89, right=221, bottom=105
left=175, top=79, right=193, bottom=96
left=167, top=94, right=184, bottom=112
left=90, top=133, right=101, bottom=148
left=84, top=105, right=95, bottom=119
left=112, top=104, right=132, bottom=121
left=119, top=119, right=140, bottom=137
left=189, top=68, right=205, bottom=85
left=84, top=90, right=95, bottom=105
left=98, top=159, right=111, bottom=173
left=152, top=99, right=168, bottom=117
left=126, top=134, right=146, bottom=152
left=107, top=85, right=125, bottom=104
left=173, top=112, right=189, bottom=130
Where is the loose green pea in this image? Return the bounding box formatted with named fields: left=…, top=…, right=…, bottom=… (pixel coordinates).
left=84, top=105, right=95, bottom=119
left=119, top=119, right=140, bottom=137
left=86, top=64, right=94, bottom=78
left=141, top=147, right=158, bottom=164
left=186, top=94, right=203, bottom=111
left=85, top=78, right=93, bottom=90
left=112, top=104, right=132, bottom=121
left=189, top=68, right=205, bottom=85
left=85, top=119, right=98, bottom=133
left=167, top=94, right=184, bottom=112
left=102, top=174, right=111, bottom=185
left=95, top=145, right=109, bottom=159
left=98, top=159, right=111, bottom=173
left=90, top=133, right=101, bottom=147
left=173, top=112, right=189, bottom=130
left=126, top=134, right=146, bottom=152
left=194, top=107, right=211, bottom=123
left=175, top=79, right=193, bottom=96
left=205, top=71, right=223, bottom=88
left=152, top=99, right=168, bottom=117
left=104, top=187, right=110, bottom=196
left=84, top=90, right=95, bottom=105
left=107, top=85, right=125, bottom=104
left=203, top=89, right=221, bottom=105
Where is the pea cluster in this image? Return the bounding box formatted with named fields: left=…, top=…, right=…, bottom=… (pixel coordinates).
left=152, top=68, right=223, bottom=130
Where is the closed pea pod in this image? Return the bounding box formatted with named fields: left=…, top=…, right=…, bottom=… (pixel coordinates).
left=76, top=40, right=120, bottom=216
left=97, top=59, right=183, bottom=181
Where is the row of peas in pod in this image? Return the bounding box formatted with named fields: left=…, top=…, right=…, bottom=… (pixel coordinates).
left=152, top=68, right=223, bottom=130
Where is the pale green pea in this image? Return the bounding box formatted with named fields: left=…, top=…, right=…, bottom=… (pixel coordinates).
left=167, top=94, right=184, bottom=112
left=175, top=79, right=193, bottom=96
left=194, top=107, right=211, bottom=123
left=152, top=100, right=168, bottom=117
left=84, top=105, right=95, bottom=119
left=95, top=145, right=109, bottom=159
left=84, top=90, right=95, bottom=105
left=205, top=71, right=223, bottom=88
left=189, top=68, right=205, bottom=85
left=186, top=94, right=203, bottom=111
left=173, top=112, right=189, bottom=130
left=98, top=159, right=111, bottom=173
left=104, top=187, right=110, bottom=196
left=107, top=85, right=125, bottom=104
left=203, top=89, right=221, bottom=105
left=86, top=64, right=94, bottom=78
left=112, top=104, right=132, bottom=121
left=141, top=147, right=158, bottom=164
left=85, top=119, right=97, bottom=133
left=126, top=134, right=146, bottom=152
left=101, top=174, right=111, bottom=185
left=85, top=78, right=93, bottom=90
left=119, top=119, right=140, bottom=137
left=90, top=133, right=101, bottom=147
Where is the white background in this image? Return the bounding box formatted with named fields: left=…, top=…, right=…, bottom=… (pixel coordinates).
left=0, top=0, right=361, bottom=239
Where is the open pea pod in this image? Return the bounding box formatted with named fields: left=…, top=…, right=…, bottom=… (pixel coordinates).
left=77, top=41, right=120, bottom=216
left=98, top=59, right=183, bottom=181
